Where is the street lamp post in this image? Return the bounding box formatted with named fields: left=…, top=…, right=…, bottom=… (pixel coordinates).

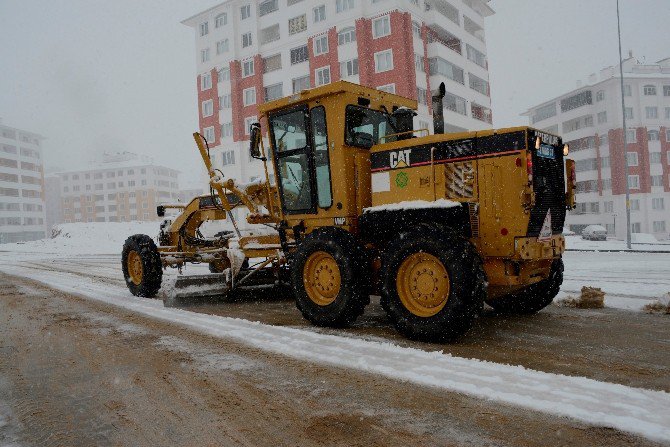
left=616, top=0, right=632, bottom=249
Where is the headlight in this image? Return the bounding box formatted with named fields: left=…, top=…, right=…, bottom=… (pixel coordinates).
left=563, top=144, right=570, bottom=156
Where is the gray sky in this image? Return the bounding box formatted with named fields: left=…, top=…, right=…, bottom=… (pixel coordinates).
left=1, top=0, right=668, bottom=187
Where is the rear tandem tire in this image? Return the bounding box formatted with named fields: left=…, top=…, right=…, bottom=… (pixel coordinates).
left=122, top=234, right=163, bottom=298
left=291, top=228, right=370, bottom=328
left=485, top=258, right=564, bottom=315
left=380, top=224, right=486, bottom=343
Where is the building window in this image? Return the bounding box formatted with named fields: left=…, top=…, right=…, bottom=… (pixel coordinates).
left=416, top=87, right=428, bottom=106
left=218, top=67, right=230, bottom=81
left=289, top=14, right=307, bottom=35
left=377, top=84, right=395, bottom=94
left=313, top=5, right=326, bottom=22
left=414, top=53, right=424, bottom=72
left=221, top=122, right=233, bottom=138
left=666, top=107, right=670, bottom=119
left=216, top=39, right=229, bottom=55
left=215, top=13, right=227, bottom=28
left=220, top=94, right=231, bottom=109
left=412, top=21, right=421, bottom=38
left=664, top=85, right=670, bottom=96
left=243, top=88, right=256, bottom=106
left=468, top=73, right=489, bottom=96
left=471, top=103, right=492, bottom=124
left=643, top=85, right=657, bottom=96
left=241, top=4, right=251, bottom=19
left=596, top=90, right=605, bottom=101
left=203, top=126, right=215, bottom=143
left=428, top=57, right=464, bottom=84
left=651, top=175, right=663, bottom=186
left=667, top=129, right=670, bottom=142
left=604, top=201, right=614, bottom=213
left=626, top=129, right=636, bottom=143
left=372, top=16, right=391, bottom=38
left=374, top=50, right=393, bottom=73
left=201, top=73, right=212, bottom=90
left=648, top=130, right=660, bottom=141
left=444, top=92, right=467, bottom=116
left=259, top=0, right=278, bottom=16
left=645, top=107, right=658, bottom=119
left=340, top=58, right=358, bottom=78
left=290, top=45, right=309, bottom=64
left=465, top=44, right=487, bottom=68
left=597, top=111, right=607, bottom=124
left=242, top=60, right=254, bottom=77
left=263, top=53, right=282, bottom=73
left=265, top=83, right=283, bottom=101
left=260, top=24, right=280, bottom=45
left=531, top=102, right=557, bottom=124
left=630, top=199, right=640, bottom=211
left=653, top=221, right=666, bottom=233
left=652, top=198, right=665, bottom=210
left=315, top=66, right=331, bottom=86
left=626, top=152, right=638, bottom=166
left=244, top=117, right=257, bottom=136
left=314, top=35, right=328, bottom=55
left=338, top=27, right=356, bottom=45
left=628, top=175, right=639, bottom=189
left=199, top=21, right=208, bottom=36
left=624, top=107, right=633, bottom=119
left=222, top=150, right=236, bottom=166
left=623, top=84, right=631, bottom=96
left=292, top=75, right=310, bottom=93
left=242, top=32, right=253, bottom=48
left=336, top=0, right=354, bottom=13
left=202, top=100, right=214, bottom=117
left=201, top=48, right=210, bottom=63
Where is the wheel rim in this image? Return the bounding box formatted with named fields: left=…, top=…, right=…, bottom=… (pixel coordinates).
left=396, top=252, right=450, bottom=318
left=127, top=250, right=143, bottom=285
left=303, top=251, right=341, bottom=306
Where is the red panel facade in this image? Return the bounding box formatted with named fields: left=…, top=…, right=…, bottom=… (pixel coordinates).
left=308, top=27, right=340, bottom=87
left=660, top=126, right=670, bottom=192
left=197, top=68, right=220, bottom=147
left=355, top=11, right=416, bottom=99
left=609, top=126, right=650, bottom=195
left=421, top=23, right=432, bottom=114
left=230, top=55, right=264, bottom=143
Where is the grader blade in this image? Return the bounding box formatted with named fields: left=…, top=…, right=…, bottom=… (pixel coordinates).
left=161, top=274, right=230, bottom=308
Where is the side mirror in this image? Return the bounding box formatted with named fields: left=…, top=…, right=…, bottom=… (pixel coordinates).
left=351, top=132, right=374, bottom=149
left=249, top=123, right=263, bottom=160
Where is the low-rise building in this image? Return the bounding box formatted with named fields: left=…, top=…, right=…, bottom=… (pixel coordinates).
left=53, top=152, right=180, bottom=223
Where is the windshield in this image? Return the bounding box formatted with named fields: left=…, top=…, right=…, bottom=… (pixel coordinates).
left=344, top=105, right=396, bottom=147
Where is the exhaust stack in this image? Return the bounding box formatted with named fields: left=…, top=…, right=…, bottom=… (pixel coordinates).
left=432, top=82, right=446, bottom=134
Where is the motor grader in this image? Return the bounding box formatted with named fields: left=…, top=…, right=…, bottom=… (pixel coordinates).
left=122, top=80, right=576, bottom=342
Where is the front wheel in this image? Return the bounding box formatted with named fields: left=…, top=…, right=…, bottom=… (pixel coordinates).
left=291, top=228, right=370, bottom=328
left=122, top=234, right=163, bottom=297
left=380, top=225, right=486, bottom=342
left=485, top=258, right=563, bottom=314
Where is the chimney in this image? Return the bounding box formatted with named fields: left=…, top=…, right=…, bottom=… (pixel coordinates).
left=628, top=49, right=633, bottom=58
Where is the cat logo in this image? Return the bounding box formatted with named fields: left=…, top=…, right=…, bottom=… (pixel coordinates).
left=389, top=149, right=412, bottom=169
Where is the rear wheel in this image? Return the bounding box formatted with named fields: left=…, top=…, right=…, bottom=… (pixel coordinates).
left=380, top=225, right=485, bottom=342
left=485, top=258, right=563, bottom=314
left=122, top=234, right=163, bottom=297
left=291, top=228, right=370, bottom=327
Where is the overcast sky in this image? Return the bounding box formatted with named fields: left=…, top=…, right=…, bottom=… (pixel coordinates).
left=1, top=0, right=668, bottom=187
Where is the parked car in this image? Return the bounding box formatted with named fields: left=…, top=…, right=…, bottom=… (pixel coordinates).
left=581, top=225, right=608, bottom=241
left=562, top=227, right=576, bottom=236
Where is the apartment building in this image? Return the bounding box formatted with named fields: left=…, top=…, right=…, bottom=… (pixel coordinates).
left=523, top=55, right=670, bottom=240
left=52, top=152, right=180, bottom=224
left=183, top=0, right=495, bottom=190
left=0, top=120, right=46, bottom=243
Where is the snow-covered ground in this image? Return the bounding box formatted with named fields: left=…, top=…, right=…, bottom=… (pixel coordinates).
left=565, top=234, right=670, bottom=252
left=1, top=222, right=670, bottom=441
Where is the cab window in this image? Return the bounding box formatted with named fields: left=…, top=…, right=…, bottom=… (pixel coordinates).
left=344, top=105, right=395, bottom=147
left=310, top=106, right=332, bottom=208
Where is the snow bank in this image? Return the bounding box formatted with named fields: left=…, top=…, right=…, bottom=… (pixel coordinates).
left=565, top=235, right=670, bottom=252
left=0, top=221, right=159, bottom=255
left=363, top=199, right=461, bottom=213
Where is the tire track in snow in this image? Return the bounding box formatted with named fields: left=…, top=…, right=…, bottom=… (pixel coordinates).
left=0, top=263, right=669, bottom=443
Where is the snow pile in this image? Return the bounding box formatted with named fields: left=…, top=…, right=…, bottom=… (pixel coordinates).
left=643, top=293, right=670, bottom=314
left=631, top=233, right=659, bottom=244
left=565, top=236, right=670, bottom=252
left=363, top=199, right=461, bottom=213
left=0, top=221, right=159, bottom=255
left=556, top=286, right=605, bottom=309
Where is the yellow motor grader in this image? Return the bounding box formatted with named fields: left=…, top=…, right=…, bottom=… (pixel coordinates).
left=122, top=80, right=576, bottom=342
